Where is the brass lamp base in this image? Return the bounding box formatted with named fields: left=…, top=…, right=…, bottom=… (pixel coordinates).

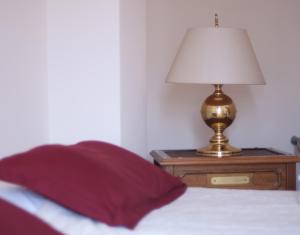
left=197, top=143, right=241, bottom=157
left=198, top=84, right=241, bottom=158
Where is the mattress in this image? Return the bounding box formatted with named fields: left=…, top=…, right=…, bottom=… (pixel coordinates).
left=1, top=181, right=299, bottom=235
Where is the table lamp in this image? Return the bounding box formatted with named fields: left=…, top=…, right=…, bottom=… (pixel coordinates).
left=166, top=14, right=265, bottom=157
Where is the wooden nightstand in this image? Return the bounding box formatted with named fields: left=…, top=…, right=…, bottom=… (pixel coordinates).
left=150, top=148, right=300, bottom=190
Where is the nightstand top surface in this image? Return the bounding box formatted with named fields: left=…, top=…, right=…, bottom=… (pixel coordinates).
left=151, top=148, right=300, bottom=166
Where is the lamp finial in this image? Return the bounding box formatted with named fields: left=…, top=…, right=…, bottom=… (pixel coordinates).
left=214, top=13, right=219, bottom=27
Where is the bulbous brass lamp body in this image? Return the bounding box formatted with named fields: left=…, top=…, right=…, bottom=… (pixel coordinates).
left=197, top=84, right=241, bottom=157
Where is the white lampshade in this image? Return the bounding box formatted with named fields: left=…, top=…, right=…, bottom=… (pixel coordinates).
left=167, top=27, right=265, bottom=85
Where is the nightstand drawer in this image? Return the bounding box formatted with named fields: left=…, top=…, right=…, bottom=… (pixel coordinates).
left=175, top=165, right=286, bottom=189
left=174, top=164, right=286, bottom=189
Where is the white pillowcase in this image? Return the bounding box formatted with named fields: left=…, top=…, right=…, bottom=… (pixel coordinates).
left=0, top=181, right=45, bottom=214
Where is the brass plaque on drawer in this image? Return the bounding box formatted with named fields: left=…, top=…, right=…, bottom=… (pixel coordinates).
left=209, top=174, right=252, bottom=186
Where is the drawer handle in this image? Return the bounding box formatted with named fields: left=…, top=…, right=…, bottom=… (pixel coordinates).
left=211, top=175, right=250, bottom=185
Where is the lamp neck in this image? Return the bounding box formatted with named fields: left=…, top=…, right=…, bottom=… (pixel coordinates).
left=214, top=84, right=223, bottom=95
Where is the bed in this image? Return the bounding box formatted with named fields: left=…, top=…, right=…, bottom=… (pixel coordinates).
left=0, top=141, right=299, bottom=235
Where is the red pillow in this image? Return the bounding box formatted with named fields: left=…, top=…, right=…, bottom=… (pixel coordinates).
left=0, top=141, right=186, bottom=228
left=0, top=197, right=61, bottom=235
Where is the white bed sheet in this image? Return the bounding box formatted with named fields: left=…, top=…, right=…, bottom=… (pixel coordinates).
left=0, top=182, right=299, bottom=235
left=32, top=187, right=300, bottom=235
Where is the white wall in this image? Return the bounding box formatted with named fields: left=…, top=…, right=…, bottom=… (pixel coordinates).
left=0, top=0, right=48, bottom=156
left=47, top=0, right=121, bottom=145
left=0, top=0, right=147, bottom=158
left=146, top=0, right=300, bottom=153
left=120, top=0, right=147, bottom=157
